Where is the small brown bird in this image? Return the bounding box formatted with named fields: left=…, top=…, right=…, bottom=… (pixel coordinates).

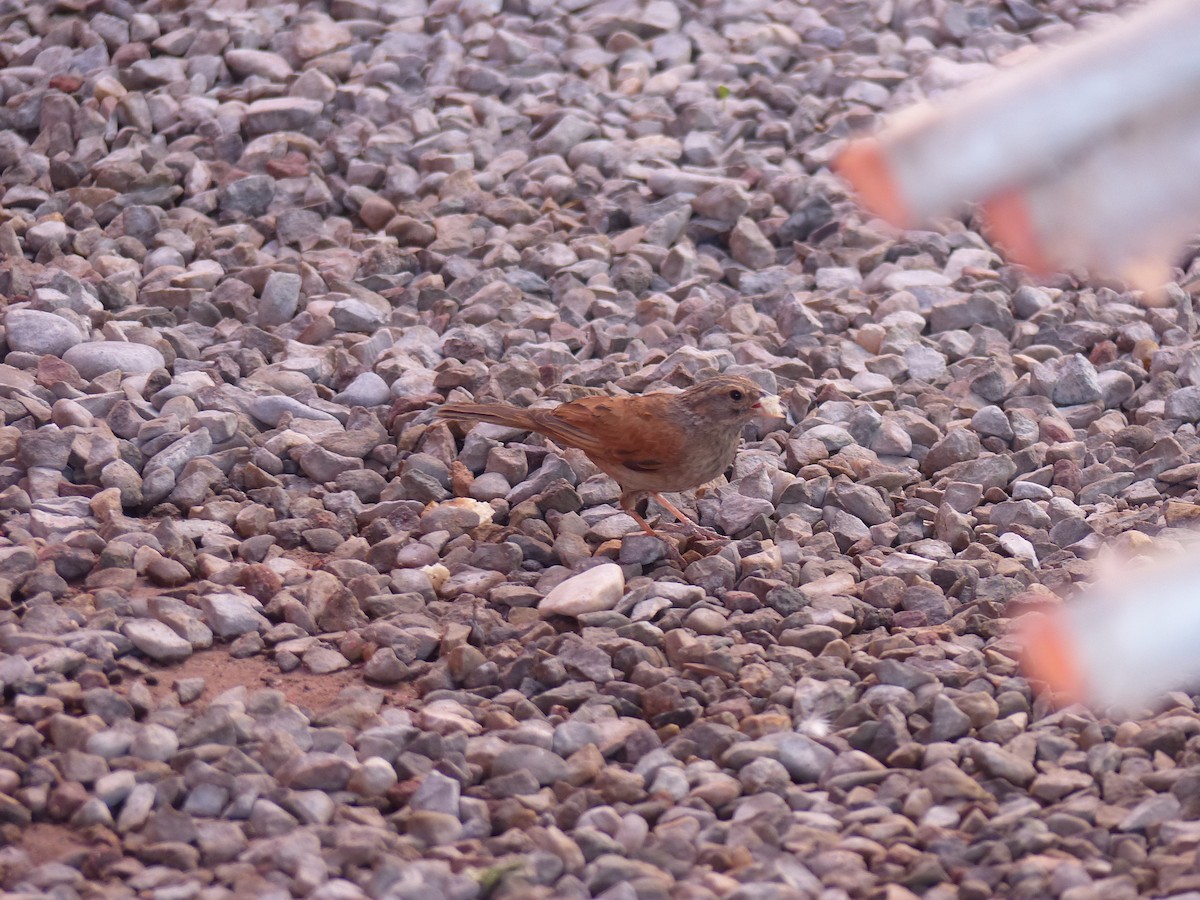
left=437, top=374, right=786, bottom=537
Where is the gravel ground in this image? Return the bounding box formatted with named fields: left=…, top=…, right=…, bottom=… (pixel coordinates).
left=5, top=0, right=1200, bottom=898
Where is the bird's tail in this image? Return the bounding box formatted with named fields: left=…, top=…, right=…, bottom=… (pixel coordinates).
left=437, top=402, right=537, bottom=431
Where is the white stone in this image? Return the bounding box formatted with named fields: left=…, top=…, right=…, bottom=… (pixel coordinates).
left=998, top=532, right=1039, bottom=567
left=539, top=563, right=625, bottom=618
left=123, top=619, right=192, bottom=663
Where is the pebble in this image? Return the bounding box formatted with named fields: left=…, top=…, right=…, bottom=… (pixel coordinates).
left=226, top=48, right=294, bottom=81
left=348, top=757, right=398, bottom=797
left=970, top=742, right=1037, bottom=786
left=336, top=372, right=391, bottom=407
left=249, top=395, right=340, bottom=427
left=122, top=620, right=192, bottom=664
left=277, top=753, right=354, bottom=792
left=303, top=646, right=350, bottom=674
left=62, top=342, right=166, bottom=379
left=199, top=593, right=271, bottom=638
left=4, top=309, right=84, bottom=356
left=539, top=563, right=626, bottom=617
left=130, top=724, right=179, bottom=763
left=257, top=271, right=302, bottom=326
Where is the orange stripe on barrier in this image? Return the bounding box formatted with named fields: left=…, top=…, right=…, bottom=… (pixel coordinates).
left=834, top=139, right=913, bottom=229
left=1019, top=614, right=1085, bottom=706
left=983, top=188, right=1054, bottom=275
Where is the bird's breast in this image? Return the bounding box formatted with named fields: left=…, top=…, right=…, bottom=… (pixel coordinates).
left=604, top=426, right=742, bottom=492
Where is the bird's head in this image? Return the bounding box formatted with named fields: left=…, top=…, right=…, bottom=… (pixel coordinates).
left=677, top=375, right=786, bottom=427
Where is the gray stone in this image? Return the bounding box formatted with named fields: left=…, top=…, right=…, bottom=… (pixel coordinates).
left=492, top=745, right=568, bottom=786
left=5, top=309, right=84, bottom=356
left=219, top=175, right=276, bottom=215
left=331, top=298, right=386, bottom=332
left=905, top=344, right=948, bottom=381
left=336, top=372, right=391, bottom=406
left=776, top=734, right=836, bottom=783
left=922, top=428, right=981, bottom=475
left=123, top=619, right=192, bottom=663
left=226, top=48, right=294, bottom=81
left=969, top=742, right=1036, bottom=785
left=63, top=342, right=165, bottom=379
left=930, top=693, right=971, bottom=742
left=1166, top=386, right=1200, bottom=421
left=990, top=499, right=1050, bottom=531
left=150, top=430, right=214, bottom=477
left=348, top=757, right=398, bottom=797
left=536, top=114, right=596, bottom=155
left=131, top=724, right=179, bottom=762
left=972, top=406, right=1013, bottom=440
left=249, top=395, right=340, bottom=427
left=277, top=752, right=354, bottom=791
left=410, top=771, right=460, bottom=816
left=199, top=592, right=270, bottom=637
left=1053, top=354, right=1103, bottom=406
left=407, top=811, right=463, bottom=846
left=900, top=584, right=953, bottom=624
left=117, top=783, right=156, bottom=833
left=257, top=271, right=302, bottom=326
left=303, top=645, right=350, bottom=674
left=1119, top=794, right=1182, bottom=831
left=728, top=217, right=776, bottom=269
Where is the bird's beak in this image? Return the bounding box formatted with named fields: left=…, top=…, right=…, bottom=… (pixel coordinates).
left=752, top=395, right=786, bottom=419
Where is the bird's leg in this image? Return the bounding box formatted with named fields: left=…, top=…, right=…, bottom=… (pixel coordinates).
left=618, top=491, right=657, bottom=536
left=627, top=507, right=659, bottom=538
left=620, top=492, right=687, bottom=565
left=649, top=492, right=696, bottom=527
left=650, top=492, right=727, bottom=542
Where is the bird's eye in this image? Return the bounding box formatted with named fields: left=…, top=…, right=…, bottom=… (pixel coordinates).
left=729, top=389, right=743, bottom=401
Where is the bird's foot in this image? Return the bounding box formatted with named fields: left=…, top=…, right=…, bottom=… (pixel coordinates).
left=686, top=523, right=727, bottom=543
left=647, top=493, right=728, bottom=543
left=622, top=510, right=691, bottom=566
left=663, top=540, right=688, bottom=567
left=625, top=499, right=730, bottom=563
left=656, top=519, right=728, bottom=544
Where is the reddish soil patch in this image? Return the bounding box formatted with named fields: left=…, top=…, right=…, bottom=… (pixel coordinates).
left=135, top=648, right=419, bottom=713
left=138, top=649, right=361, bottom=710
left=90, top=548, right=427, bottom=712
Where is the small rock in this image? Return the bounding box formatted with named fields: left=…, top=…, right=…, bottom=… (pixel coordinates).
left=728, top=217, right=776, bottom=269
left=970, top=742, right=1036, bottom=785
left=1053, top=354, right=1103, bottom=406
left=199, top=593, right=270, bottom=638
left=63, top=342, right=165, bottom=379
left=336, top=372, right=391, bottom=406
left=257, top=271, right=302, bottom=326
left=123, top=620, right=192, bottom=664
left=304, top=645, right=350, bottom=674
left=5, top=309, right=84, bottom=356
left=349, top=757, right=398, bottom=797
left=540, top=564, right=625, bottom=617
left=277, top=752, right=354, bottom=791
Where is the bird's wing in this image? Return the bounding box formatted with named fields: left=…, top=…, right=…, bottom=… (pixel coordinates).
left=527, top=394, right=685, bottom=472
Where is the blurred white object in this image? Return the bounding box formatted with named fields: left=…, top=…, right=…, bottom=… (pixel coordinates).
left=1021, top=556, right=1200, bottom=710
left=836, top=0, right=1200, bottom=287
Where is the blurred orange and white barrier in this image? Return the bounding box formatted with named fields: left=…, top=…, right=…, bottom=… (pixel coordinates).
left=1019, top=552, right=1200, bottom=712
left=836, top=0, right=1200, bottom=287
